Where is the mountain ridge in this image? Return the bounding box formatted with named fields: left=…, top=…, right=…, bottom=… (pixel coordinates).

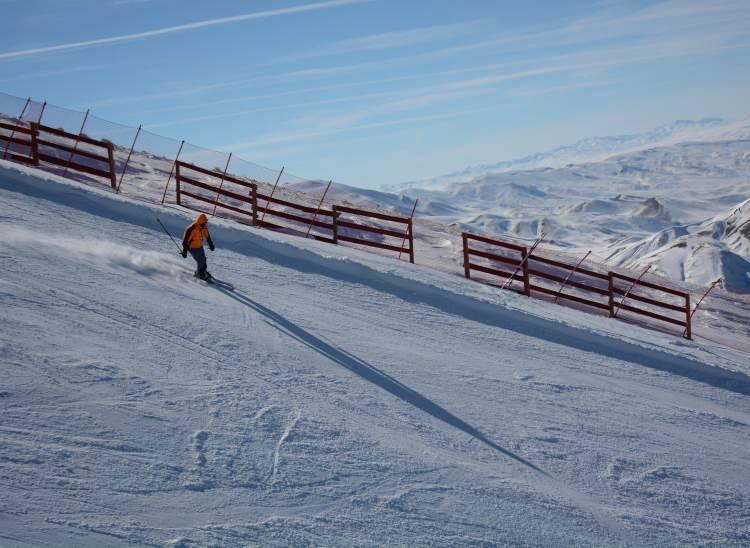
left=388, top=118, right=750, bottom=192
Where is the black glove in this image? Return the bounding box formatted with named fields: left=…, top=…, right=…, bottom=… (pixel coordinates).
left=181, top=249, right=187, bottom=258
left=209, top=244, right=215, bottom=252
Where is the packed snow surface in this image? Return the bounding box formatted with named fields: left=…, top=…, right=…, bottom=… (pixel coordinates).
left=1, top=162, right=750, bottom=546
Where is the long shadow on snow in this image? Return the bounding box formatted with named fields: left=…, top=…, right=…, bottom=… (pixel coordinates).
left=217, top=286, right=550, bottom=477
left=226, top=241, right=750, bottom=398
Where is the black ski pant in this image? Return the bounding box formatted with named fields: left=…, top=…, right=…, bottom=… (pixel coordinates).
left=189, top=247, right=207, bottom=277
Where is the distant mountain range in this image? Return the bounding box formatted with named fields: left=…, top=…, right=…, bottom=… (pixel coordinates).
left=387, top=118, right=750, bottom=192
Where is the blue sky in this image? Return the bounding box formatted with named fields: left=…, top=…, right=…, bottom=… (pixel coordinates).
left=1, top=0, right=749, bottom=188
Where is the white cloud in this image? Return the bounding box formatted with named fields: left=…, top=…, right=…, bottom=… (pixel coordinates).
left=81, top=0, right=750, bottom=111
left=278, top=21, right=482, bottom=61
left=221, top=110, right=484, bottom=152
left=110, top=0, right=153, bottom=5
left=144, top=32, right=749, bottom=132
left=0, top=0, right=371, bottom=60
left=0, top=64, right=108, bottom=83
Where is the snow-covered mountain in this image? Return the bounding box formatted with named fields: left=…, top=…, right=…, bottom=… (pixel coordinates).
left=388, top=118, right=750, bottom=192
left=2, top=159, right=750, bottom=545
left=394, top=138, right=750, bottom=292
left=608, top=199, right=750, bottom=292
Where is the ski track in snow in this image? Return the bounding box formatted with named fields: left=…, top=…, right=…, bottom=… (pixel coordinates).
left=271, top=409, right=301, bottom=486
left=1, top=162, right=749, bottom=545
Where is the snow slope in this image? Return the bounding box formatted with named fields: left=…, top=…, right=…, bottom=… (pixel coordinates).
left=1, top=162, right=750, bottom=546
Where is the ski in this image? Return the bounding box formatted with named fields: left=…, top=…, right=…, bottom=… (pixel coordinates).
left=208, top=278, right=234, bottom=290
left=192, top=272, right=234, bottom=290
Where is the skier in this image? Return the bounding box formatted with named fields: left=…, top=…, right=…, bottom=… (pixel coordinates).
left=181, top=213, right=215, bottom=280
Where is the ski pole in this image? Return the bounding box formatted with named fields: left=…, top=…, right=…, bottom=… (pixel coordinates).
left=157, top=218, right=183, bottom=254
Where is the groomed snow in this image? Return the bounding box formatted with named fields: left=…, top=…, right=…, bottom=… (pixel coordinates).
left=1, top=161, right=749, bottom=546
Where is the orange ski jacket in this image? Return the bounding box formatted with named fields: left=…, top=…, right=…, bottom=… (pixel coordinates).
left=182, top=214, right=214, bottom=251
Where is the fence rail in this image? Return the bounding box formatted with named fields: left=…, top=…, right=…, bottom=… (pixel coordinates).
left=462, top=232, right=692, bottom=338
left=32, top=123, right=116, bottom=189
left=0, top=121, right=36, bottom=164
left=463, top=232, right=529, bottom=294
left=256, top=189, right=335, bottom=244
left=176, top=160, right=258, bottom=225
left=333, top=205, right=415, bottom=263
left=609, top=272, right=691, bottom=337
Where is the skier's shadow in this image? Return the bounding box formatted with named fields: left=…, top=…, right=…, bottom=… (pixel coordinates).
left=216, top=287, right=549, bottom=477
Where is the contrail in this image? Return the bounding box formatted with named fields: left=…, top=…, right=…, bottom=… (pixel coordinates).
left=0, top=0, right=370, bottom=60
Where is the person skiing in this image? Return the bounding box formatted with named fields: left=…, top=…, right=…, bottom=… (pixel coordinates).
left=181, top=213, right=214, bottom=280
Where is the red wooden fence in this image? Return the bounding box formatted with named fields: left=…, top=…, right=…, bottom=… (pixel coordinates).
left=462, top=232, right=529, bottom=294
left=0, top=121, right=37, bottom=165
left=462, top=232, right=692, bottom=338
left=333, top=205, right=415, bottom=263
left=175, top=161, right=257, bottom=225
left=256, top=188, right=336, bottom=244
left=527, top=253, right=610, bottom=311
left=609, top=272, right=691, bottom=338
left=32, top=123, right=116, bottom=189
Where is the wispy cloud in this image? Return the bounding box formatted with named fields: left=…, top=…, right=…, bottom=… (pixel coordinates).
left=83, top=81, right=238, bottom=108
left=309, top=0, right=750, bottom=70
left=0, top=0, right=370, bottom=61
left=110, top=0, right=153, bottom=5
left=506, top=77, right=630, bottom=98
left=143, top=31, right=748, bottom=131
left=220, top=109, right=485, bottom=152
left=96, top=0, right=748, bottom=108
left=419, top=0, right=750, bottom=59
left=278, top=21, right=481, bottom=62
left=0, top=64, right=108, bottom=83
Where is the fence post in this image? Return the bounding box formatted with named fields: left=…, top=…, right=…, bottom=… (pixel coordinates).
left=521, top=247, right=531, bottom=296
left=408, top=218, right=415, bottom=264
left=36, top=101, right=47, bottom=125
left=30, top=122, right=39, bottom=165
left=250, top=184, right=258, bottom=226
left=503, top=233, right=543, bottom=294
left=682, top=278, right=721, bottom=339
left=260, top=166, right=284, bottom=225
left=107, top=143, right=117, bottom=189
left=161, top=139, right=185, bottom=204
left=305, top=180, right=331, bottom=239
left=462, top=233, right=470, bottom=278
left=608, top=273, right=616, bottom=317
left=2, top=96, right=31, bottom=160
left=398, top=199, right=418, bottom=263
left=116, top=124, right=141, bottom=193
left=684, top=293, right=691, bottom=340
left=62, top=108, right=89, bottom=178
left=175, top=162, right=182, bottom=205
left=29, top=102, right=47, bottom=164
left=211, top=152, right=233, bottom=216
left=332, top=205, right=339, bottom=244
